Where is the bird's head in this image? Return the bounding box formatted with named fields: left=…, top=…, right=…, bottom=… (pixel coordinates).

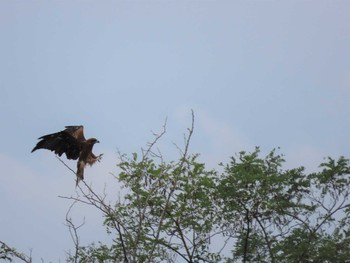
left=88, top=138, right=100, bottom=144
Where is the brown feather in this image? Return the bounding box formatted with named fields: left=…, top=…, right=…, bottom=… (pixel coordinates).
left=32, top=126, right=101, bottom=185
left=64, top=125, right=86, bottom=141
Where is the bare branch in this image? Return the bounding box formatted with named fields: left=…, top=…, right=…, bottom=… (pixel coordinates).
left=173, top=109, right=194, bottom=159
left=56, top=156, right=76, bottom=176
left=142, top=117, right=167, bottom=161
left=64, top=201, right=85, bottom=263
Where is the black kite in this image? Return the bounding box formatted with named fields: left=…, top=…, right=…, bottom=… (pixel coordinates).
left=32, top=125, right=102, bottom=185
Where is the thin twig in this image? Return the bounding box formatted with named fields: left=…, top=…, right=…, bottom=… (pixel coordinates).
left=64, top=201, right=85, bottom=263
left=56, top=156, right=76, bottom=175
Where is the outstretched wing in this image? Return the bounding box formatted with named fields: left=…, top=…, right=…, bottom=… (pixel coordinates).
left=64, top=125, right=85, bottom=142
left=31, top=131, right=82, bottom=160
left=32, top=126, right=101, bottom=186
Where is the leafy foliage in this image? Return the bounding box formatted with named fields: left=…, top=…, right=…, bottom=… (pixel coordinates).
left=2, top=122, right=350, bottom=262
left=0, top=241, right=32, bottom=263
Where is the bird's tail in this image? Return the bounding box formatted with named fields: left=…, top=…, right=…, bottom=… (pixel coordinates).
left=76, top=160, right=85, bottom=186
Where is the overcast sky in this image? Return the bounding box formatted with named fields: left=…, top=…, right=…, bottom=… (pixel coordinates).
left=1, top=1, right=349, bottom=261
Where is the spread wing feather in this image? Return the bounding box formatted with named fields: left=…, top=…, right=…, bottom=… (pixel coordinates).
left=64, top=125, right=86, bottom=141
left=31, top=131, right=82, bottom=160
left=32, top=125, right=101, bottom=186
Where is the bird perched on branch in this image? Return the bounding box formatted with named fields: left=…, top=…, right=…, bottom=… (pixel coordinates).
left=32, top=125, right=102, bottom=185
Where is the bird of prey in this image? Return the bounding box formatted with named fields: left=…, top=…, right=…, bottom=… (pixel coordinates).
left=32, top=125, right=102, bottom=185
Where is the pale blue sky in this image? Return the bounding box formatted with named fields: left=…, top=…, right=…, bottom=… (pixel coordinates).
left=1, top=1, right=349, bottom=261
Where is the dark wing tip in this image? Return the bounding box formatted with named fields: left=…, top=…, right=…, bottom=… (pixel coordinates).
left=31, top=130, right=82, bottom=159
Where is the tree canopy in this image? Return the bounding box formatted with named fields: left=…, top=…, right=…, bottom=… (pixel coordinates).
left=2, top=120, right=350, bottom=262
